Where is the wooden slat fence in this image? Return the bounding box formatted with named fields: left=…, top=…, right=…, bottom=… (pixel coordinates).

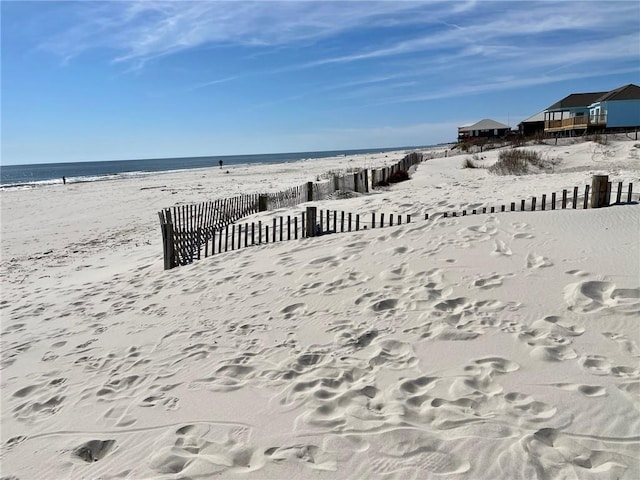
left=159, top=151, right=427, bottom=268
left=160, top=181, right=635, bottom=269
left=265, top=185, right=305, bottom=209
left=424, top=181, right=634, bottom=219
left=201, top=208, right=413, bottom=257
left=371, top=152, right=423, bottom=187
left=158, top=193, right=261, bottom=269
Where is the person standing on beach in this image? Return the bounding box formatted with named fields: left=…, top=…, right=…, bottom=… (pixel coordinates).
left=62, top=176, right=66, bottom=184
left=219, top=160, right=223, bottom=169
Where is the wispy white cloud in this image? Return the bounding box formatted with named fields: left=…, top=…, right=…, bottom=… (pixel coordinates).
left=34, top=0, right=640, bottom=109
left=40, top=1, right=432, bottom=67
left=185, top=76, right=239, bottom=92
left=248, top=23, right=638, bottom=111
left=353, top=66, right=640, bottom=108
left=34, top=1, right=640, bottom=67
left=286, top=1, right=639, bottom=70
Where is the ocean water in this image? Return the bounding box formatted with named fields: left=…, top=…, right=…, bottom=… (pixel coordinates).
left=0, top=147, right=425, bottom=189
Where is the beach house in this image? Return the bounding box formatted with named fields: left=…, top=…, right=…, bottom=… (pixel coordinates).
left=518, top=111, right=545, bottom=137
left=543, top=84, right=640, bottom=135
left=457, top=119, right=510, bottom=141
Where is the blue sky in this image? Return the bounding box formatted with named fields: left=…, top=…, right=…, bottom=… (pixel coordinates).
left=2, top=1, right=639, bottom=165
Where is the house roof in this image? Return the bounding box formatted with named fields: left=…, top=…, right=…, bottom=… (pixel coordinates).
left=519, top=111, right=545, bottom=124
left=546, top=92, right=606, bottom=111
left=593, top=83, right=640, bottom=102
left=545, top=83, right=640, bottom=111
left=458, top=119, right=510, bottom=131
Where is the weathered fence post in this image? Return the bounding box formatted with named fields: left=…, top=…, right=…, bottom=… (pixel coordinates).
left=583, top=185, right=590, bottom=209
left=307, top=182, right=314, bottom=202
left=258, top=195, right=269, bottom=212
left=163, top=223, right=175, bottom=270
left=590, top=175, right=609, bottom=208
left=615, top=182, right=623, bottom=204
left=159, top=210, right=177, bottom=270
left=305, top=206, right=317, bottom=237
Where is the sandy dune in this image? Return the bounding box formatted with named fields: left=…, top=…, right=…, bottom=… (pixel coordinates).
left=1, top=139, right=639, bottom=479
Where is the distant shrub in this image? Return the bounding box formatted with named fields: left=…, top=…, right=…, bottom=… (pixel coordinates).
left=462, top=157, right=479, bottom=169
left=589, top=133, right=609, bottom=145
left=533, top=132, right=547, bottom=144
left=509, top=135, right=524, bottom=147
left=488, top=149, right=543, bottom=175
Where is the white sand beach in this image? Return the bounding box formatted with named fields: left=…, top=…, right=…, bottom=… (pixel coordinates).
left=1, top=139, right=639, bottom=479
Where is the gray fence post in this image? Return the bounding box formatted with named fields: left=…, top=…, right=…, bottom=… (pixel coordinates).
left=591, top=175, right=609, bottom=208
left=163, top=223, right=175, bottom=270
left=307, top=181, right=314, bottom=202
left=258, top=195, right=269, bottom=212
left=305, top=206, right=317, bottom=237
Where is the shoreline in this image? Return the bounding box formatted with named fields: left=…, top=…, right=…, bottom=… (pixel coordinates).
left=0, top=145, right=441, bottom=190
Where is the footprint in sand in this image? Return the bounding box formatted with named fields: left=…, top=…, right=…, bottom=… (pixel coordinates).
left=580, top=354, right=639, bottom=378
left=530, top=344, right=577, bottom=362
left=189, top=358, right=256, bottom=392
left=565, top=269, right=590, bottom=277
left=368, top=339, right=418, bottom=370
left=96, top=374, right=148, bottom=401
left=514, top=326, right=576, bottom=361
left=492, top=239, right=512, bottom=256
left=355, top=291, right=402, bottom=315
left=265, top=444, right=336, bottom=470
left=524, top=428, right=631, bottom=477
left=72, top=439, right=117, bottom=463
left=540, top=315, right=585, bottom=336
left=281, top=302, right=307, bottom=320
left=379, top=264, right=411, bottom=282
left=307, top=256, right=340, bottom=268
left=369, top=451, right=470, bottom=476
left=12, top=377, right=68, bottom=423
left=526, top=253, right=553, bottom=269
left=322, top=435, right=369, bottom=461
left=472, top=273, right=513, bottom=290
left=513, top=232, right=535, bottom=239
left=369, top=430, right=470, bottom=475
left=550, top=383, right=607, bottom=397
left=565, top=281, right=640, bottom=314
left=602, top=331, right=640, bottom=357
left=149, top=423, right=260, bottom=475
left=617, top=381, right=640, bottom=398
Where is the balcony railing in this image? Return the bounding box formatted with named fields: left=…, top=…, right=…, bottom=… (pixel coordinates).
left=544, top=114, right=607, bottom=132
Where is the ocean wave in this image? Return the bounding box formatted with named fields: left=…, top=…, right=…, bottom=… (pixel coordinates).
left=1, top=169, right=179, bottom=190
